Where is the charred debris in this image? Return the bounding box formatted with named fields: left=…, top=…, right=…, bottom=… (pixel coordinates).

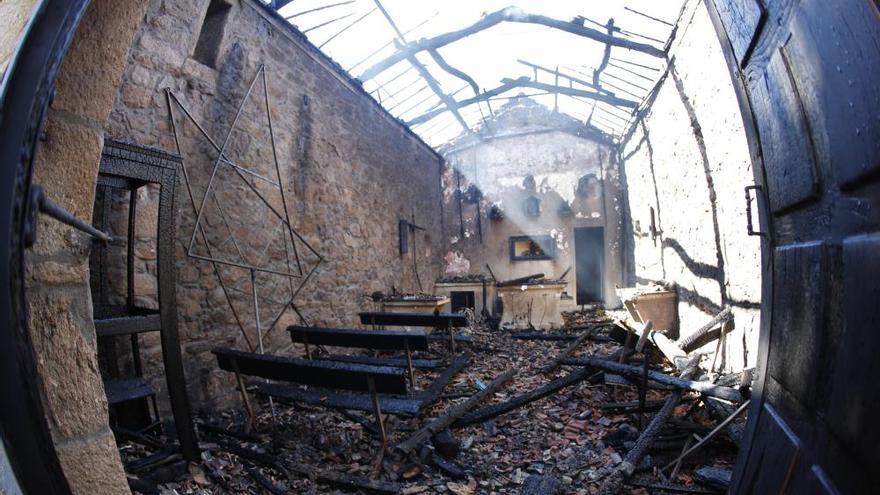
left=122, top=307, right=749, bottom=494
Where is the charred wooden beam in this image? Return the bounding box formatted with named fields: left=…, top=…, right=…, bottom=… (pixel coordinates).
left=416, top=355, right=471, bottom=407
left=288, top=325, right=429, bottom=351
left=453, top=367, right=601, bottom=428
left=428, top=48, right=480, bottom=96
left=597, top=357, right=700, bottom=495
left=561, top=356, right=743, bottom=402
left=359, top=7, right=666, bottom=82
left=373, top=0, right=471, bottom=133
left=496, top=273, right=545, bottom=287
left=359, top=312, right=467, bottom=328
left=678, top=308, right=733, bottom=353
left=541, top=329, right=596, bottom=374
left=406, top=76, right=638, bottom=127
left=213, top=348, right=407, bottom=394
left=397, top=368, right=516, bottom=454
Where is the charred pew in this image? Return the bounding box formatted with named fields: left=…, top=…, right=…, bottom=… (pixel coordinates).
left=212, top=347, right=415, bottom=446
left=358, top=312, right=468, bottom=352
left=289, top=325, right=429, bottom=386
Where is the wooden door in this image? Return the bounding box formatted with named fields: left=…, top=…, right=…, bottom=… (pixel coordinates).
left=708, top=0, right=880, bottom=492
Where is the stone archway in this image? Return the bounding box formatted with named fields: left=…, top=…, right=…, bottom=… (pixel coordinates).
left=21, top=0, right=150, bottom=492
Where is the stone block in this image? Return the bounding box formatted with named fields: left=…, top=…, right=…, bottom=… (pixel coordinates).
left=27, top=288, right=110, bottom=440
left=55, top=429, right=130, bottom=495
left=52, top=0, right=151, bottom=123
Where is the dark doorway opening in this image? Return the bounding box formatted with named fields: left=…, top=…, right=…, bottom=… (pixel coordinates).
left=575, top=227, right=604, bottom=304
left=450, top=291, right=475, bottom=313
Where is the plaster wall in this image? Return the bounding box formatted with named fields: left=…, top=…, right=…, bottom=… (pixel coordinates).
left=441, top=98, right=624, bottom=313
left=619, top=0, right=761, bottom=371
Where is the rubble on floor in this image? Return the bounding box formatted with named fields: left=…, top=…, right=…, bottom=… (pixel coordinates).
left=123, top=308, right=744, bottom=494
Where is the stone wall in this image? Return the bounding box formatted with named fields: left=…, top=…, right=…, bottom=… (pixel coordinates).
left=440, top=97, right=624, bottom=319
left=619, top=0, right=761, bottom=371
left=102, top=0, right=443, bottom=409
left=24, top=0, right=151, bottom=492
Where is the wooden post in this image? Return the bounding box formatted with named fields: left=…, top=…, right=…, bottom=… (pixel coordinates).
left=404, top=340, right=417, bottom=390
left=231, top=358, right=255, bottom=426
left=448, top=323, right=456, bottom=353
left=303, top=334, right=312, bottom=360
left=367, top=376, right=387, bottom=447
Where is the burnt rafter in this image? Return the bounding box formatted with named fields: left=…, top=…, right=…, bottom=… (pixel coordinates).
left=427, top=48, right=480, bottom=96
left=406, top=76, right=638, bottom=127
left=359, top=6, right=666, bottom=82
left=373, top=0, right=471, bottom=132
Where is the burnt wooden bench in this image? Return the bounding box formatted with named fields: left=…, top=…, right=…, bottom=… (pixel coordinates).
left=212, top=347, right=417, bottom=445
left=288, top=325, right=429, bottom=387
left=358, top=312, right=469, bottom=352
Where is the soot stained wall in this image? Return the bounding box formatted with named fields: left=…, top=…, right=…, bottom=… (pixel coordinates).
left=619, top=0, right=761, bottom=371
left=440, top=98, right=624, bottom=313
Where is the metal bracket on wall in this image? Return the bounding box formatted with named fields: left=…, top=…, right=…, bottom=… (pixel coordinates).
left=744, top=185, right=766, bottom=236
left=24, top=185, right=113, bottom=247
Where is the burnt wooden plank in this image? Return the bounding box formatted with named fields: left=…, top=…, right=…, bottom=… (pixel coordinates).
left=359, top=311, right=467, bottom=328
left=750, top=47, right=820, bottom=213
left=95, top=313, right=162, bottom=337
left=103, top=377, right=155, bottom=405
left=255, top=383, right=422, bottom=416
left=212, top=348, right=407, bottom=395
left=322, top=354, right=441, bottom=369
left=416, top=355, right=470, bottom=406
left=288, top=325, right=428, bottom=351
left=784, top=0, right=880, bottom=187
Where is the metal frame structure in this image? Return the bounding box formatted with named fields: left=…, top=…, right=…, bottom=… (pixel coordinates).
left=165, top=65, right=324, bottom=360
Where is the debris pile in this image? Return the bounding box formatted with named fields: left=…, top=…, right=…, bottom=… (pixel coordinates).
left=123, top=307, right=746, bottom=494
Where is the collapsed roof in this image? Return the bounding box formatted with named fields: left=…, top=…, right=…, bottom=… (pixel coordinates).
left=268, top=0, right=685, bottom=148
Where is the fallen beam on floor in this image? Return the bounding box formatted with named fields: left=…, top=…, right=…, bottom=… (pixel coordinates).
left=397, top=368, right=516, bottom=454
left=561, top=356, right=743, bottom=402
left=453, top=367, right=601, bottom=428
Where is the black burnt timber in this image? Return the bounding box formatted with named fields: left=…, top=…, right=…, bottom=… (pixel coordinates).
left=255, top=383, right=422, bottom=416
left=98, top=139, right=200, bottom=461
left=322, top=354, right=441, bottom=369
left=288, top=325, right=429, bottom=351
left=213, top=347, right=407, bottom=395
left=359, top=311, right=467, bottom=328
left=541, top=328, right=596, bottom=374
left=397, top=368, right=516, bottom=454
left=415, top=355, right=471, bottom=407
left=597, top=357, right=701, bottom=495
left=94, top=312, right=161, bottom=337
left=496, top=273, right=545, bottom=287
left=426, top=334, right=472, bottom=343
left=103, top=377, right=155, bottom=405
left=677, top=307, right=733, bottom=353
left=358, top=6, right=665, bottom=81
left=454, top=366, right=601, bottom=428
left=562, top=356, right=743, bottom=402
left=600, top=399, right=667, bottom=413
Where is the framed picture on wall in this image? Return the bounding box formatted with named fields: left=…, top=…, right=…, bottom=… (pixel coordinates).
left=509, top=235, right=555, bottom=261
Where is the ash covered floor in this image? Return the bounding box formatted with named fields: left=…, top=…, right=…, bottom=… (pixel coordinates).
left=123, top=309, right=742, bottom=494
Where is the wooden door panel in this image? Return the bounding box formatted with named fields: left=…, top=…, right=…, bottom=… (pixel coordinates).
left=750, top=48, right=820, bottom=212
left=783, top=0, right=880, bottom=187
left=711, top=0, right=765, bottom=64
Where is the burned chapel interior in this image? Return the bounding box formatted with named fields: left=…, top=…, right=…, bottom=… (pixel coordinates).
left=1, top=0, right=879, bottom=494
